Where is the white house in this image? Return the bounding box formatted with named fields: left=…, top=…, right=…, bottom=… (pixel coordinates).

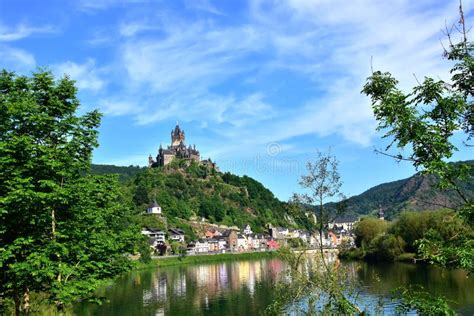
left=243, top=224, right=253, bottom=235
left=269, top=226, right=289, bottom=239
left=168, top=228, right=185, bottom=243
left=217, top=238, right=227, bottom=251
left=329, top=215, right=358, bottom=232
left=147, top=200, right=162, bottom=215
left=141, top=227, right=166, bottom=243
left=194, top=239, right=210, bottom=253
left=250, top=234, right=268, bottom=250
left=237, top=234, right=248, bottom=251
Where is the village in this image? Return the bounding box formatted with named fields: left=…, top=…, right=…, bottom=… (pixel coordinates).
left=141, top=200, right=367, bottom=256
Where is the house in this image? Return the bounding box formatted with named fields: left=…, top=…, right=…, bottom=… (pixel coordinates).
left=269, top=226, right=289, bottom=239
left=222, top=230, right=238, bottom=251
left=267, top=239, right=279, bottom=250
left=313, top=232, right=334, bottom=248
left=298, top=231, right=311, bottom=244
left=146, top=200, right=162, bottom=215
left=243, top=224, right=253, bottom=235
left=329, top=215, right=358, bottom=232
left=168, top=228, right=185, bottom=243
left=236, top=234, right=248, bottom=251
left=250, top=233, right=268, bottom=250
left=208, top=239, right=219, bottom=252
left=194, top=239, right=210, bottom=253
left=216, top=237, right=227, bottom=251
left=288, top=229, right=300, bottom=239
left=328, top=231, right=338, bottom=247
left=141, top=227, right=166, bottom=243
left=205, top=228, right=222, bottom=239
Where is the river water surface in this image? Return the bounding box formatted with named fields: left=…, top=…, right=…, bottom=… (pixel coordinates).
left=75, top=258, right=474, bottom=315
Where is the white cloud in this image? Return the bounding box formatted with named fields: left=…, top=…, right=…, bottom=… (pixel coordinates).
left=119, top=20, right=161, bottom=37
left=98, top=98, right=141, bottom=116
left=0, top=23, right=55, bottom=41
left=77, top=0, right=149, bottom=11
left=0, top=46, right=36, bottom=70
left=185, top=0, right=224, bottom=15
left=54, top=59, right=106, bottom=92
left=120, top=21, right=265, bottom=92
left=89, top=0, right=473, bottom=159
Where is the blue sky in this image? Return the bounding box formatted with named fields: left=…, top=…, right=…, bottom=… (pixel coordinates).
left=1, top=0, right=472, bottom=201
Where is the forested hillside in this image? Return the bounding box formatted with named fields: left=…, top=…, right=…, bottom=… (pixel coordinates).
left=90, top=160, right=473, bottom=224
left=326, top=161, right=474, bottom=219
left=92, top=160, right=313, bottom=233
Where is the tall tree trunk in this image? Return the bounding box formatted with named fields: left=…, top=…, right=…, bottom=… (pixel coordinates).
left=14, top=293, right=20, bottom=316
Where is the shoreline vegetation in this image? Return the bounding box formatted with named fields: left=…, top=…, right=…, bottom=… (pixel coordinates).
left=337, top=209, right=473, bottom=266
left=134, top=251, right=277, bottom=270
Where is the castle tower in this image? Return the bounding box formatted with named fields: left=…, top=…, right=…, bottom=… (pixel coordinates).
left=171, top=124, right=185, bottom=147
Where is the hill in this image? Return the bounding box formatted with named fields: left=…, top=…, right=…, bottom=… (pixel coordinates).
left=326, top=160, right=474, bottom=219
left=91, top=160, right=313, bottom=235
left=90, top=160, right=473, bottom=226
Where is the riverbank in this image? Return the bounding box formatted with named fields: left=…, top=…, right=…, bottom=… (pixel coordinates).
left=339, top=248, right=417, bottom=263
left=135, top=251, right=277, bottom=270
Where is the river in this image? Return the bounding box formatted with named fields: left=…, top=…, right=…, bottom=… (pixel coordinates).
left=74, top=258, right=474, bottom=315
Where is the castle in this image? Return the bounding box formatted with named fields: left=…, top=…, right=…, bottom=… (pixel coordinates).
left=148, top=124, right=216, bottom=169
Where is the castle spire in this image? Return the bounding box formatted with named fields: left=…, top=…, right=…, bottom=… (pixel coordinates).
left=378, top=204, right=385, bottom=220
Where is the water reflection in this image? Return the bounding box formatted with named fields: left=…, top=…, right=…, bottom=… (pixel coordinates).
left=75, top=259, right=474, bottom=315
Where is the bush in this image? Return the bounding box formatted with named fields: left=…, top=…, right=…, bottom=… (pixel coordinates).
left=366, top=234, right=405, bottom=261
left=353, top=217, right=388, bottom=248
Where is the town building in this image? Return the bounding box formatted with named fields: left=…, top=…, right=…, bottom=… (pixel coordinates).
left=329, top=215, right=358, bottom=232
left=168, top=228, right=185, bottom=243
left=222, top=230, right=238, bottom=250
left=236, top=234, right=248, bottom=251
left=243, top=224, right=253, bottom=235
left=205, top=228, right=222, bottom=239
left=267, top=239, right=279, bottom=250
left=141, top=227, right=166, bottom=243
left=269, top=226, right=289, bottom=239
left=194, top=239, right=210, bottom=253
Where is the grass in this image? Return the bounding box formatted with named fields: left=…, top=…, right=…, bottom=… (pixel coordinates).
left=135, top=251, right=276, bottom=270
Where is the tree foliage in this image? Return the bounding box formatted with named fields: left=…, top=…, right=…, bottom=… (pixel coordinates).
left=127, top=164, right=314, bottom=232
left=362, top=2, right=473, bottom=272
left=353, top=217, right=388, bottom=248
left=0, top=70, right=142, bottom=313
left=268, top=152, right=363, bottom=314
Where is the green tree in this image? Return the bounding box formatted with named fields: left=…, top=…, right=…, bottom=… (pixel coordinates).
left=353, top=217, right=388, bottom=249
left=267, top=151, right=362, bottom=315
left=0, top=70, right=142, bottom=313
left=362, top=3, right=473, bottom=273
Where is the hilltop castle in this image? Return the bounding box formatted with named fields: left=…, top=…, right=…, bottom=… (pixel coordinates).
left=148, top=124, right=216, bottom=169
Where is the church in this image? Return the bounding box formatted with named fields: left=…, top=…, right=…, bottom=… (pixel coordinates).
left=149, top=124, right=214, bottom=168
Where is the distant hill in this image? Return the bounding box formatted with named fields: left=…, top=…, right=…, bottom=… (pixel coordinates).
left=90, top=164, right=145, bottom=182
left=326, top=160, right=474, bottom=219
